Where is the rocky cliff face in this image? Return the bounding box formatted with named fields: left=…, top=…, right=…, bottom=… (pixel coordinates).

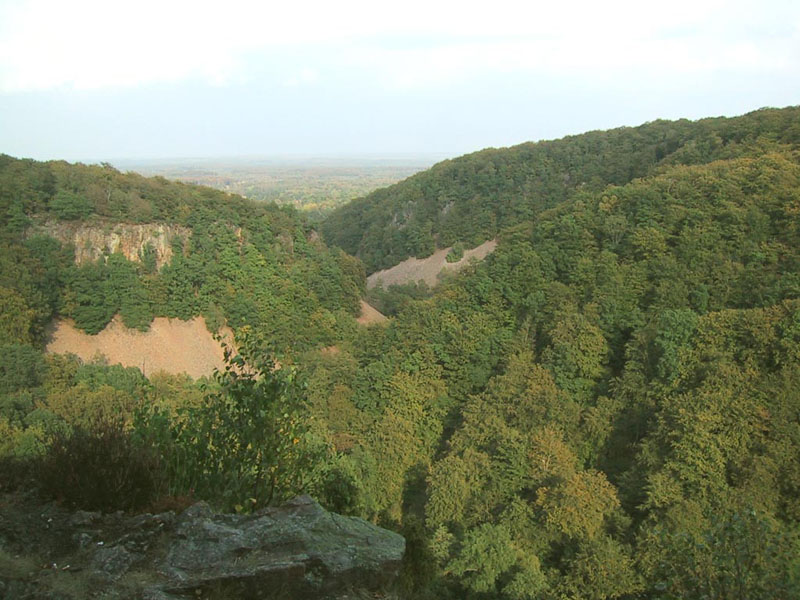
left=0, top=494, right=405, bottom=599
left=29, top=221, right=190, bottom=269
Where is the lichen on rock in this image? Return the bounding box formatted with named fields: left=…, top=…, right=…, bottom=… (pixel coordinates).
left=0, top=493, right=405, bottom=600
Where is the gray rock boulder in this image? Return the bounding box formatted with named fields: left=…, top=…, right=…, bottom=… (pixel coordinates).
left=158, top=495, right=404, bottom=599
left=0, top=493, right=405, bottom=600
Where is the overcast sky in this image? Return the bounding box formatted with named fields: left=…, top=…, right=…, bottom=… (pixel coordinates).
left=1, top=0, right=798, bottom=162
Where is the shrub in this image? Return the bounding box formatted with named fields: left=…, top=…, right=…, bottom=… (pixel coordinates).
left=137, top=347, right=324, bottom=512
left=317, top=457, right=362, bottom=516
left=49, top=189, right=93, bottom=220
left=446, top=242, right=464, bottom=263
left=36, top=421, right=165, bottom=512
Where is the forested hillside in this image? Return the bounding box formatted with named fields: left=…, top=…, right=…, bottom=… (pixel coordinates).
left=307, top=108, right=800, bottom=598
left=0, top=155, right=364, bottom=346
left=0, top=156, right=366, bottom=527
left=322, top=106, right=800, bottom=272
left=2, top=108, right=800, bottom=599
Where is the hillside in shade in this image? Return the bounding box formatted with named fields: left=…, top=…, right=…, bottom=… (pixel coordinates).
left=322, top=106, right=800, bottom=272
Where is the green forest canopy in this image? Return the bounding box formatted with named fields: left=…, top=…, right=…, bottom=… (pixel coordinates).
left=2, top=106, right=800, bottom=599
left=0, top=155, right=365, bottom=344
left=322, top=106, right=800, bottom=272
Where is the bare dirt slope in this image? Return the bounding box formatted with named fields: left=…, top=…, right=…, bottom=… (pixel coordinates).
left=46, top=316, right=232, bottom=379
left=366, top=239, right=497, bottom=289
left=356, top=299, right=388, bottom=325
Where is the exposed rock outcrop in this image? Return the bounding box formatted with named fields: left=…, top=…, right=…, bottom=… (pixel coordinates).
left=29, top=221, right=190, bottom=269
left=0, top=494, right=404, bottom=599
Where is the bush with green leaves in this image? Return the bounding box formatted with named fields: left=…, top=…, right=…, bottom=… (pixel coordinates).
left=445, top=242, right=464, bottom=263
left=49, top=189, right=93, bottom=220
left=36, top=419, right=165, bottom=512
left=138, top=346, right=325, bottom=512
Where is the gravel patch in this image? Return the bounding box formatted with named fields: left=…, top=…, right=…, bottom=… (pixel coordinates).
left=367, top=239, right=497, bottom=289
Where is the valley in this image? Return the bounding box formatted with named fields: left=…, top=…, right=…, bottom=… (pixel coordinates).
left=114, top=155, right=441, bottom=218
left=2, top=106, right=800, bottom=600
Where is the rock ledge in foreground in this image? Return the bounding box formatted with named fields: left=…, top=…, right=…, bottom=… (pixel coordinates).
left=159, top=495, right=404, bottom=599
left=0, top=494, right=405, bottom=600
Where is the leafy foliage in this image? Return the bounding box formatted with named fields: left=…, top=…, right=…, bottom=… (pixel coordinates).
left=138, top=346, right=325, bottom=512
left=36, top=420, right=164, bottom=512
left=323, top=106, right=800, bottom=272
left=642, top=510, right=800, bottom=600
left=3, top=107, right=800, bottom=598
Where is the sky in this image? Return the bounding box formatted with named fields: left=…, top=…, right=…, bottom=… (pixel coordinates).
left=0, top=0, right=798, bottom=162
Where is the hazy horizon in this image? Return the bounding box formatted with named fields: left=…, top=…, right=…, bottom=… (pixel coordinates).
left=9, top=104, right=796, bottom=168
left=109, top=152, right=451, bottom=169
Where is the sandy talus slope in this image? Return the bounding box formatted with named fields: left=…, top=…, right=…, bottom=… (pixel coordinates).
left=356, top=299, right=388, bottom=325
left=46, top=316, right=231, bottom=379
left=367, top=239, right=497, bottom=289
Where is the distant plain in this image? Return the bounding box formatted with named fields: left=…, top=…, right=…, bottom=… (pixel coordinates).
left=113, top=155, right=445, bottom=218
